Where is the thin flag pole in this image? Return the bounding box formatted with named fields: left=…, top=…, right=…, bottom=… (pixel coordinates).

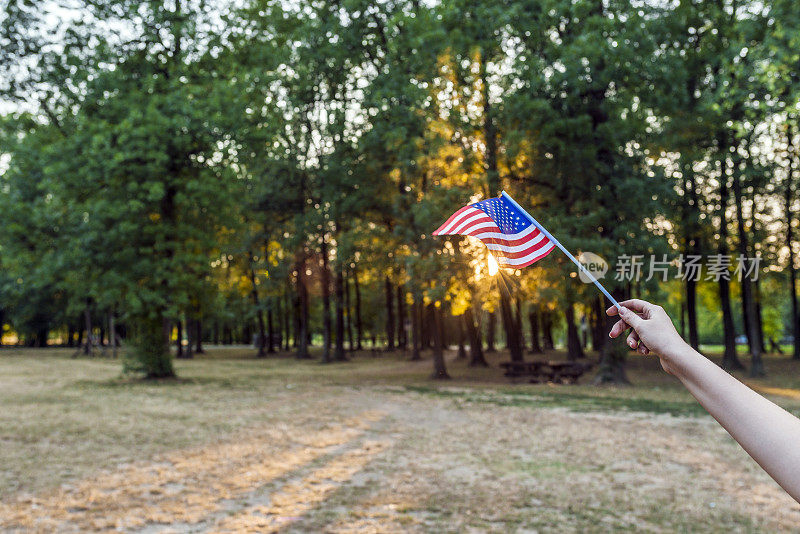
left=501, top=191, right=621, bottom=310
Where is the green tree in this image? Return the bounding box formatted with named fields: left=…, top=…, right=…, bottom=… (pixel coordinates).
left=503, top=0, right=669, bottom=383
left=2, top=1, right=240, bottom=376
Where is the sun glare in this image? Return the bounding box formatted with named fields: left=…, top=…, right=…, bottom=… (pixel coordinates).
left=487, top=254, right=499, bottom=276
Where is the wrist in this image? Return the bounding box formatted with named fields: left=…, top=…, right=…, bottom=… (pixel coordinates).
left=660, top=340, right=698, bottom=378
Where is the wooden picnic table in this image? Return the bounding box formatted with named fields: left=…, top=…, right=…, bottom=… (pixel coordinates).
left=499, top=360, right=595, bottom=384
left=499, top=360, right=549, bottom=383
left=547, top=361, right=594, bottom=384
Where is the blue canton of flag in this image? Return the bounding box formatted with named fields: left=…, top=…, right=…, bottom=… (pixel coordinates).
left=472, top=197, right=531, bottom=235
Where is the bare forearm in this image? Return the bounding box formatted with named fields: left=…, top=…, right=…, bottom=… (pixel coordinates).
left=667, top=343, right=800, bottom=502
left=609, top=300, right=800, bottom=502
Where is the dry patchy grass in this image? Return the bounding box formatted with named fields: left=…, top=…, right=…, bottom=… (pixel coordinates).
left=1, top=346, right=800, bottom=532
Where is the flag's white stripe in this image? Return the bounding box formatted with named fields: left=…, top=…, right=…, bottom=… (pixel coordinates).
left=469, top=223, right=539, bottom=242
left=438, top=207, right=484, bottom=234
left=448, top=211, right=493, bottom=235
left=459, top=221, right=501, bottom=235
left=483, top=232, right=549, bottom=254
left=498, top=242, right=556, bottom=266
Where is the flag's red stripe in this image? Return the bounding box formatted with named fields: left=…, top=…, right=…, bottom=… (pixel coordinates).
left=433, top=206, right=472, bottom=235
left=467, top=227, right=543, bottom=248
left=479, top=237, right=552, bottom=260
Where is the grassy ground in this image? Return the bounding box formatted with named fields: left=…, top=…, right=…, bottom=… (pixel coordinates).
left=2, top=346, right=800, bottom=532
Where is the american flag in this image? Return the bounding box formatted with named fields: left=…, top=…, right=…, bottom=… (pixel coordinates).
left=433, top=195, right=556, bottom=268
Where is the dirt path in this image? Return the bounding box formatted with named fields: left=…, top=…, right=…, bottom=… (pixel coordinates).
left=2, top=388, right=800, bottom=532
left=0, top=409, right=392, bottom=533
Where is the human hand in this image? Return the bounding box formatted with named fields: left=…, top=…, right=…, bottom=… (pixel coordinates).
left=606, top=299, right=688, bottom=373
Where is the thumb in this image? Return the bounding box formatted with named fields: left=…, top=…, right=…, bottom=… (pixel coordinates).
left=617, top=306, right=642, bottom=329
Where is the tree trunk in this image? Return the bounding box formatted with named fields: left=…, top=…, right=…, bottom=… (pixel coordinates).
left=590, top=297, right=605, bottom=352
left=480, top=51, right=513, bottom=361
left=719, top=273, right=742, bottom=370
left=565, top=303, right=585, bottom=361
left=753, top=274, right=767, bottom=354
left=353, top=265, right=363, bottom=350
left=464, top=306, right=487, bottom=366
left=792, top=249, right=800, bottom=361
left=345, top=272, right=354, bottom=351
left=732, top=157, right=763, bottom=375
left=594, top=289, right=630, bottom=384
left=683, top=157, right=702, bottom=351
left=686, top=276, right=700, bottom=350
left=83, top=302, right=93, bottom=356
left=580, top=313, right=588, bottom=350
left=175, top=316, right=183, bottom=359
left=35, top=327, right=48, bottom=348
left=718, top=150, right=745, bottom=371
left=499, top=293, right=521, bottom=361
left=267, top=304, right=275, bottom=353
left=384, top=276, right=395, bottom=350
left=486, top=311, right=496, bottom=352
left=430, top=304, right=450, bottom=379
left=294, top=256, right=310, bottom=359
left=514, top=296, right=525, bottom=352
left=680, top=302, right=686, bottom=338
left=541, top=310, right=555, bottom=350
left=440, top=308, right=449, bottom=349
left=498, top=273, right=523, bottom=362
left=332, top=265, right=347, bottom=361
left=306, top=317, right=312, bottom=345
left=748, top=196, right=767, bottom=355
left=250, top=265, right=267, bottom=357
left=76, top=315, right=84, bottom=348
left=278, top=292, right=285, bottom=351
left=66, top=320, right=74, bottom=348
left=293, top=292, right=299, bottom=348
left=786, top=130, right=800, bottom=360
left=243, top=320, right=253, bottom=345
left=397, top=284, right=407, bottom=349
left=183, top=314, right=197, bottom=358
left=421, top=306, right=431, bottom=349
left=109, top=312, right=117, bottom=358
left=320, top=239, right=332, bottom=362
left=410, top=297, right=422, bottom=360
left=456, top=315, right=467, bottom=359
left=185, top=318, right=196, bottom=359
left=194, top=319, right=204, bottom=354
left=528, top=307, right=542, bottom=354
left=480, top=47, right=500, bottom=197
left=277, top=296, right=283, bottom=351
left=283, top=287, right=291, bottom=351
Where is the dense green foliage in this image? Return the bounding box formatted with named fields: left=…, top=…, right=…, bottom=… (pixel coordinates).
left=1, top=0, right=798, bottom=381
